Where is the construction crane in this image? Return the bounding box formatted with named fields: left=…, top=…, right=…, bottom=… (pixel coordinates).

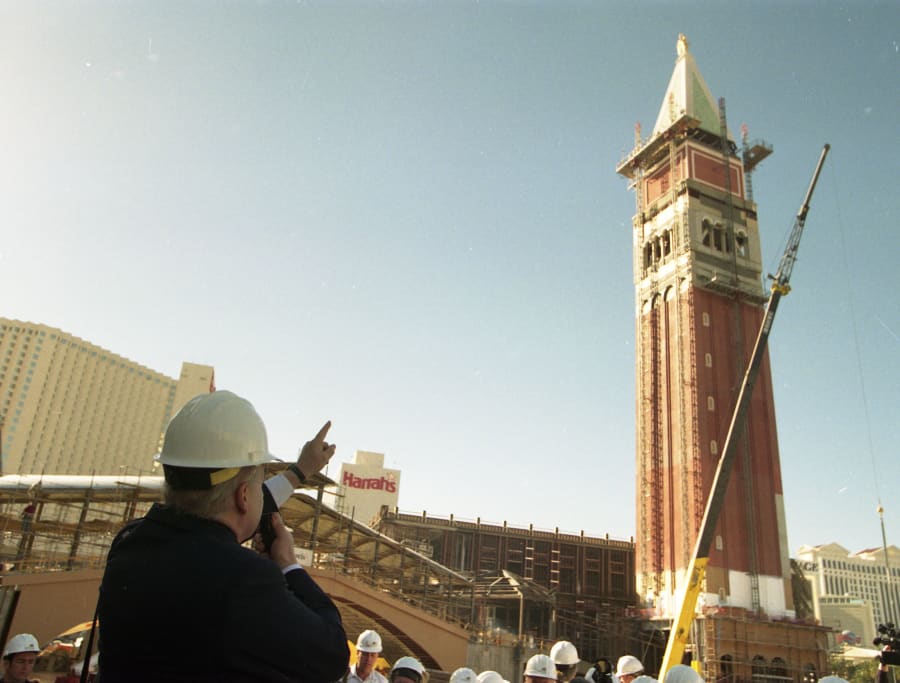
left=658, top=143, right=831, bottom=679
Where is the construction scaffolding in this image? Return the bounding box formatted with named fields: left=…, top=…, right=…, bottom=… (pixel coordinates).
left=0, top=474, right=648, bottom=670
left=373, top=507, right=640, bottom=660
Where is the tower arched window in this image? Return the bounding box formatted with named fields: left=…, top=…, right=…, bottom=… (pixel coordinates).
left=736, top=231, right=748, bottom=257
left=713, top=225, right=723, bottom=251
left=705, top=353, right=712, bottom=367
left=701, top=219, right=712, bottom=247
left=707, top=396, right=715, bottom=411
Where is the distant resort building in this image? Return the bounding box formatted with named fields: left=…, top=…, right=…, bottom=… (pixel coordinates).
left=796, top=542, right=900, bottom=646
left=331, top=450, right=401, bottom=526
left=0, top=318, right=214, bottom=476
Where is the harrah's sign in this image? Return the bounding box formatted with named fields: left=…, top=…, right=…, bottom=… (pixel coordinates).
left=343, top=471, right=397, bottom=493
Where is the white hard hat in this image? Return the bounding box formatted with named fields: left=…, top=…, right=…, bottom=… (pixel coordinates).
left=663, top=665, right=703, bottom=683
left=477, top=671, right=506, bottom=683
left=392, top=656, right=426, bottom=677
left=3, top=633, right=39, bottom=658
left=157, top=391, right=276, bottom=488
left=524, top=654, right=556, bottom=680
left=633, top=676, right=659, bottom=683
left=616, top=655, right=644, bottom=677
left=551, top=640, right=580, bottom=666
left=451, top=668, right=479, bottom=683
left=356, top=629, right=383, bottom=653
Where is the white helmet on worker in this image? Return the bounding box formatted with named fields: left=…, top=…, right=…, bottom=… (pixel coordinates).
left=2, top=633, right=39, bottom=658
left=157, top=390, right=277, bottom=489
left=551, top=640, right=580, bottom=665
left=633, top=676, right=659, bottom=683
left=477, top=671, right=506, bottom=683
left=451, top=667, right=478, bottom=683
left=663, top=665, right=703, bottom=683
left=391, top=656, right=426, bottom=682
left=524, top=654, right=557, bottom=681
left=356, top=629, right=383, bottom=653
left=615, top=655, right=644, bottom=678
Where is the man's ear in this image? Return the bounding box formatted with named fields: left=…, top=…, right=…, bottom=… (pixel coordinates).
left=234, top=480, right=250, bottom=514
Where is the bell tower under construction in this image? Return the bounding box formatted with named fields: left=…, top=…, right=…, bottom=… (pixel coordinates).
left=616, top=35, right=793, bottom=621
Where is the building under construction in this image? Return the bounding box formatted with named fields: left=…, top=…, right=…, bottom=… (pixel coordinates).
left=615, top=35, right=828, bottom=681
left=374, top=507, right=640, bottom=660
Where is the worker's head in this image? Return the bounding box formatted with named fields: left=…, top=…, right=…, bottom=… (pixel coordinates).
left=391, top=656, right=426, bottom=683
left=356, top=629, right=383, bottom=677
left=663, top=665, right=703, bottom=683
left=550, top=641, right=580, bottom=682
left=2, top=633, right=39, bottom=683
left=478, top=671, right=506, bottom=683
left=157, top=391, right=277, bottom=539
left=450, top=667, right=478, bottom=683
left=524, top=654, right=557, bottom=683
left=587, top=658, right=613, bottom=683
left=615, top=656, right=644, bottom=683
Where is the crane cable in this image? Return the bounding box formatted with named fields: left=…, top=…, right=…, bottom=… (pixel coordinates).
left=826, top=154, right=882, bottom=508
left=829, top=151, right=899, bottom=622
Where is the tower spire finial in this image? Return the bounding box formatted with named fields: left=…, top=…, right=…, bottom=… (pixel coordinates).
left=677, top=34, right=689, bottom=58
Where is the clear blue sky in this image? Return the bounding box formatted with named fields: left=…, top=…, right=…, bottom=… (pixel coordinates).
left=2, top=1, right=897, bottom=554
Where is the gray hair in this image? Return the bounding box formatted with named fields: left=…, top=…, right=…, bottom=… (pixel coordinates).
left=163, top=465, right=261, bottom=519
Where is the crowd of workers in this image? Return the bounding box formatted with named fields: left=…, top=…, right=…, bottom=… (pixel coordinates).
left=0, top=390, right=894, bottom=683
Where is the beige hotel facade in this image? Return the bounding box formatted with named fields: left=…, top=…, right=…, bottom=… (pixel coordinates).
left=0, top=318, right=213, bottom=476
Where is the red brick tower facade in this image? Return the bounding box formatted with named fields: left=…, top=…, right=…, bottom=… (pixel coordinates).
left=616, top=35, right=793, bottom=620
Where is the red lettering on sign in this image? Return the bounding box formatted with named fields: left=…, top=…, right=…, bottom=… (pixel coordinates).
left=342, top=472, right=397, bottom=493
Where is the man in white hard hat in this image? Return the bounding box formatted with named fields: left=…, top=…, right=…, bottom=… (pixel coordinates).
left=550, top=641, right=580, bottom=682
left=585, top=658, right=614, bottom=683
left=98, top=390, right=349, bottom=683
left=524, top=654, right=557, bottom=683
left=451, top=667, right=478, bottom=683
left=477, top=671, right=508, bottom=683
left=391, top=656, right=426, bottom=683
left=348, top=629, right=388, bottom=683
left=0, top=633, right=40, bottom=683
left=615, top=656, right=644, bottom=683
left=662, top=665, right=702, bottom=683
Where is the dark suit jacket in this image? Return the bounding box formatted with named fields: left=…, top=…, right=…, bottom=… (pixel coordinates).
left=97, top=503, right=349, bottom=682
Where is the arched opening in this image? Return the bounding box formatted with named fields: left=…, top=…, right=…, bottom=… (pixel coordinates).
left=736, top=231, right=748, bottom=257
left=770, top=657, right=788, bottom=681
left=718, top=654, right=734, bottom=683
left=751, top=656, right=767, bottom=682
